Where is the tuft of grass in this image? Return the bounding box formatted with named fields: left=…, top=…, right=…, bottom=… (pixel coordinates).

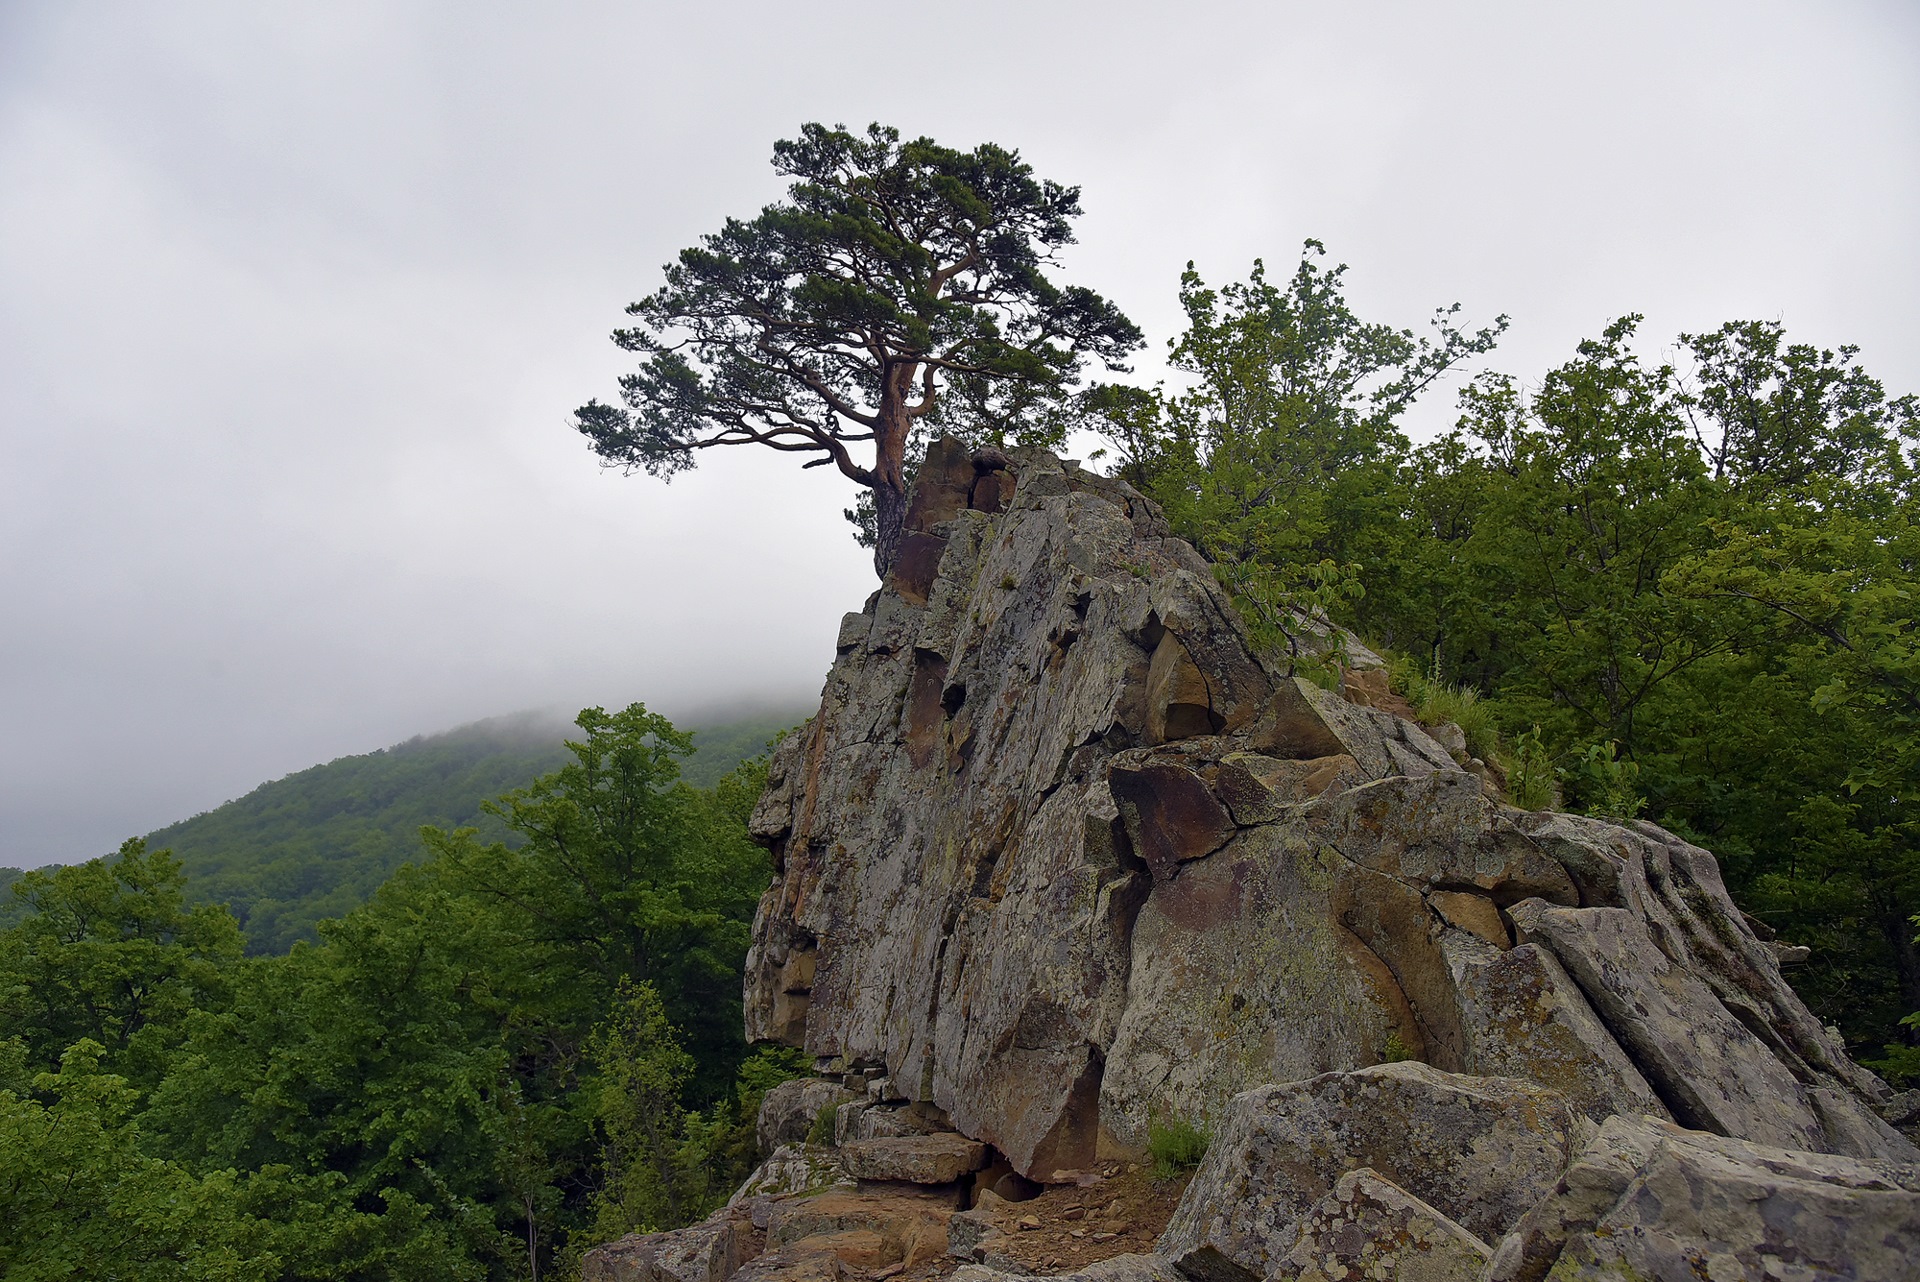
left=1147, top=1114, right=1211, bottom=1180
left=1386, top=656, right=1502, bottom=763
left=1413, top=682, right=1500, bottom=762
left=1000, top=573, right=1018, bottom=590
left=1382, top=1031, right=1418, bottom=1064
left=805, top=1100, right=838, bottom=1148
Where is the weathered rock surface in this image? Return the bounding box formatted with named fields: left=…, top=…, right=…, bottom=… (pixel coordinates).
left=955, top=1254, right=1180, bottom=1282
left=1270, top=1167, right=1490, bottom=1282
left=756, top=1078, right=860, bottom=1153
left=744, top=441, right=1908, bottom=1178
left=1157, top=1063, right=1578, bottom=1282
left=764, top=1186, right=955, bottom=1263
left=1486, top=1112, right=1920, bottom=1282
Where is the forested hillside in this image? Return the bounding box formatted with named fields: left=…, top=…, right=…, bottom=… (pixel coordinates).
left=108, top=708, right=797, bottom=955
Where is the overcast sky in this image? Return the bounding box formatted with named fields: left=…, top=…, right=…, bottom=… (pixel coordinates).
left=2, top=2, right=1915, bottom=867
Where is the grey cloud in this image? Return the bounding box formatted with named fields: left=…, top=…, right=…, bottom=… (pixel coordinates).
left=2, top=1, right=1915, bottom=864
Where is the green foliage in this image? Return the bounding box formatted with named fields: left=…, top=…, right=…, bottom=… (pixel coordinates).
left=0, top=840, right=244, bottom=1088
left=1381, top=1031, right=1417, bottom=1064
left=0, top=704, right=781, bottom=1279
left=0, top=868, right=26, bottom=928
left=581, top=980, right=701, bottom=1239
left=1570, top=742, right=1646, bottom=822
left=806, top=1101, right=838, bottom=1148
left=424, top=704, right=771, bottom=1101
left=1088, top=244, right=1503, bottom=678
left=1146, top=1113, right=1210, bottom=1181
left=1106, top=274, right=1919, bottom=1058
left=1390, top=659, right=1502, bottom=762
left=0, top=1041, right=273, bottom=1282
left=1503, top=726, right=1559, bottom=811
left=145, top=715, right=571, bottom=956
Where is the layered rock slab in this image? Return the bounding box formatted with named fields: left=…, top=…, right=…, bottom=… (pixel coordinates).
left=1270, top=1167, right=1490, bottom=1282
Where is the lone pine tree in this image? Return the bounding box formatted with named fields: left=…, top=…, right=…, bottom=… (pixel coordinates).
left=574, top=122, right=1141, bottom=575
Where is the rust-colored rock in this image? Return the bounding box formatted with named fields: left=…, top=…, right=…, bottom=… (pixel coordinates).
left=971, top=468, right=1016, bottom=514
left=1108, top=761, right=1235, bottom=881
left=904, top=435, right=976, bottom=533
left=1146, top=630, right=1218, bottom=742
left=889, top=532, right=947, bottom=608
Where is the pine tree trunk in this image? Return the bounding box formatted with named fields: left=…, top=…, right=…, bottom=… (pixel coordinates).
left=870, top=376, right=912, bottom=578
left=873, top=478, right=907, bottom=577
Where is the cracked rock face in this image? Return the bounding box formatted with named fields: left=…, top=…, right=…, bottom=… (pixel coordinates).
left=743, top=442, right=1913, bottom=1181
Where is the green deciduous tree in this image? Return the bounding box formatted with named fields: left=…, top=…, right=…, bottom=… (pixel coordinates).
left=0, top=1040, right=275, bottom=1282
left=424, top=704, right=769, bottom=1098
left=575, top=122, right=1141, bottom=575
left=1089, top=243, right=1503, bottom=673
left=120, top=707, right=779, bottom=1277
left=0, top=840, right=244, bottom=1088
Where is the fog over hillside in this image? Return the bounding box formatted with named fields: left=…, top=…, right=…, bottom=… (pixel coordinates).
left=2, top=1, right=1915, bottom=865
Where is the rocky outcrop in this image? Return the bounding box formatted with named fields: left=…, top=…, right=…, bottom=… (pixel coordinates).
left=839, top=1134, right=989, bottom=1185
left=742, top=440, right=1910, bottom=1180
left=755, top=1078, right=859, bottom=1153
left=582, top=1210, right=758, bottom=1282
left=583, top=440, right=1917, bottom=1282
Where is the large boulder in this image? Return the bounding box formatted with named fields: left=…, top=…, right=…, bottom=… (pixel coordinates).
left=1486, top=1112, right=1920, bottom=1282
left=1156, top=1063, right=1579, bottom=1282
left=744, top=441, right=1911, bottom=1181
left=729, top=1143, right=845, bottom=1204
left=838, top=1133, right=988, bottom=1185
